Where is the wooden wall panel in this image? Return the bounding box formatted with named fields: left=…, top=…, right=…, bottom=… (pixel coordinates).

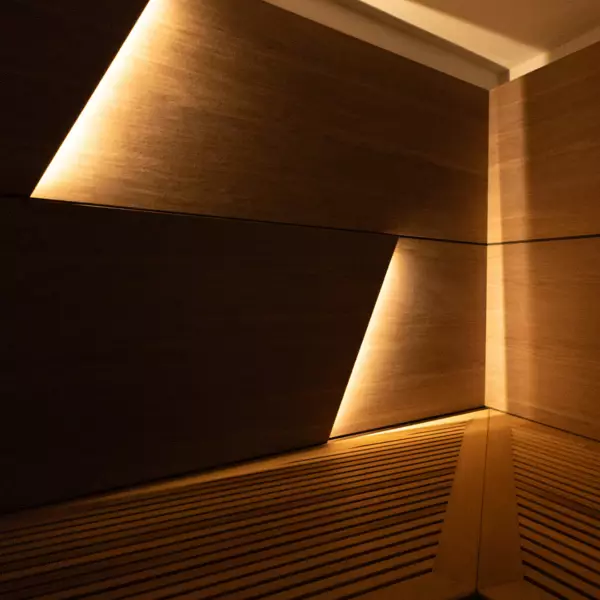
left=33, top=0, right=489, bottom=243
left=331, top=239, right=486, bottom=437
left=0, top=0, right=148, bottom=195
left=489, top=41, right=600, bottom=243
left=486, top=239, right=600, bottom=441
left=0, top=196, right=395, bottom=514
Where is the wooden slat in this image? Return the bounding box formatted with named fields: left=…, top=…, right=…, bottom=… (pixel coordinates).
left=513, top=427, right=600, bottom=461
left=511, top=443, right=600, bottom=483
left=1, top=511, right=448, bottom=599
left=518, top=506, right=600, bottom=551
left=0, top=469, right=457, bottom=567
left=523, top=553, right=599, bottom=599
left=0, top=488, right=451, bottom=583
left=522, top=568, right=590, bottom=600
left=231, top=546, right=437, bottom=600
left=0, top=423, right=468, bottom=535
left=512, top=451, right=600, bottom=493
left=514, top=471, right=600, bottom=510
left=131, top=537, right=439, bottom=600
left=517, top=493, right=600, bottom=534
left=0, top=415, right=478, bottom=600
left=520, top=518, right=600, bottom=564
left=478, top=413, right=524, bottom=592
left=511, top=418, right=600, bottom=600
left=0, top=445, right=461, bottom=550
left=478, top=413, right=600, bottom=600
left=9, top=519, right=445, bottom=599
left=434, top=411, right=488, bottom=592
left=521, top=534, right=600, bottom=581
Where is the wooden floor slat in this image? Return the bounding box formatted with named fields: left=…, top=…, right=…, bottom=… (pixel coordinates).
left=0, top=457, right=461, bottom=559
left=28, top=521, right=445, bottom=600
left=0, top=425, right=468, bottom=535
left=479, top=412, right=600, bottom=600
left=0, top=439, right=463, bottom=545
left=1, top=507, right=449, bottom=597
left=0, top=414, right=483, bottom=600
left=5, top=410, right=599, bottom=600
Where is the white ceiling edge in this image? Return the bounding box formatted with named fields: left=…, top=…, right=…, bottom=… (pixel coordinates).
left=509, top=25, right=600, bottom=81
left=263, top=0, right=600, bottom=90
left=263, top=0, right=501, bottom=89
left=357, top=0, right=537, bottom=68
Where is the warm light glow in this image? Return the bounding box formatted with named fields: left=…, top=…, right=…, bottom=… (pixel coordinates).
left=330, top=242, right=406, bottom=437
left=485, top=94, right=507, bottom=410
left=33, top=0, right=172, bottom=199
left=341, top=410, right=479, bottom=440
left=485, top=245, right=507, bottom=410
left=485, top=79, right=531, bottom=412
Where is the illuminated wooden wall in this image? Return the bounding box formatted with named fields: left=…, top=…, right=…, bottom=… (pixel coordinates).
left=2, top=0, right=488, bottom=511
left=33, top=0, right=489, bottom=243
left=486, top=42, right=600, bottom=440
left=332, top=240, right=486, bottom=438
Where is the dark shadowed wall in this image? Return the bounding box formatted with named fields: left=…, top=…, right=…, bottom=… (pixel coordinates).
left=2, top=0, right=488, bottom=511
left=1, top=197, right=394, bottom=513
left=0, top=0, right=148, bottom=195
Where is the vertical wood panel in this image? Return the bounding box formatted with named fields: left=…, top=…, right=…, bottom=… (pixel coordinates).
left=489, top=42, right=600, bottom=243
left=486, top=238, right=600, bottom=440
left=332, top=239, right=486, bottom=438
left=488, top=42, right=600, bottom=441
left=0, top=196, right=395, bottom=514
left=33, top=0, right=489, bottom=242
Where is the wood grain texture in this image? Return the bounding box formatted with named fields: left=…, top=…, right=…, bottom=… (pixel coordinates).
left=0, top=196, right=395, bottom=514
left=0, top=416, right=477, bottom=600
left=34, top=0, right=489, bottom=243
left=0, top=0, right=148, bottom=196
left=486, top=238, right=600, bottom=441
left=489, top=41, right=600, bottom=243
left=478, top=413, right=523, bottom=594
left=331, top=239, right=486, bottom=438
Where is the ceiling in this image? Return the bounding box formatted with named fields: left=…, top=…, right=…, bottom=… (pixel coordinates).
left=358, top=0, right=600, bottom=67
left=266, top=0, right=600, bottom=87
